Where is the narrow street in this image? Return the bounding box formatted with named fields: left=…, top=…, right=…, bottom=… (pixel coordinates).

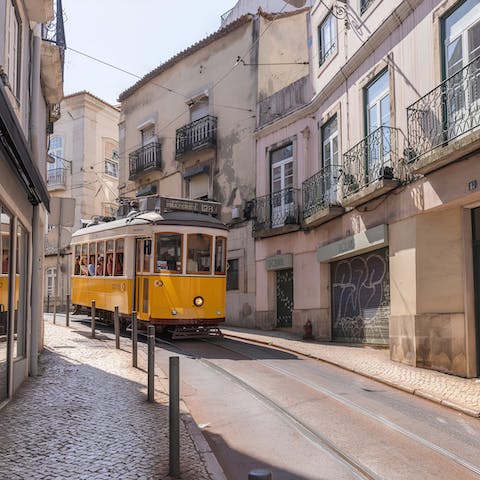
left=154, top=336, right=480, bottom=480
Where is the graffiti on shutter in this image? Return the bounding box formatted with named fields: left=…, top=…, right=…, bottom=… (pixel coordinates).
left=331, top=247, right=390, bottom=344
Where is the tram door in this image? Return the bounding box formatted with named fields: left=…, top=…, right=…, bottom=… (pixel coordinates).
left=135, top=238, right=152, bottom=317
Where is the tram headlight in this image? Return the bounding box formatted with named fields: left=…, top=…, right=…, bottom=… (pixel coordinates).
left=193, top=296, right=204, bottom=307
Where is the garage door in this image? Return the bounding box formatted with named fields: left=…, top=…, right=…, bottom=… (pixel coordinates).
left=331, top=247, right=390, bottom=344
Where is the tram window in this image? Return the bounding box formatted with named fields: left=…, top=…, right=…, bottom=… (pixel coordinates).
left=106, top=240, right=114, bottom=276
left=114, top=238, right=124, bottom=276
left=214, top=237, right=227, bottom=274
left=155, top=233, right=182, bottom=273
left=74, top=245, right=81, bottom=276
left=187, top=234, right=212, bottom=274
left=143, top=239, right=151, bottom=273
left=81, top=244, right=89, bottom=276
left=96, top=241, right=105, bottom=276
left=88, top=243, right=96, bottom=276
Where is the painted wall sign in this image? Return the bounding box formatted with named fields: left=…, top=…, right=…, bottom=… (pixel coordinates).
left=266, top=253, right=293, bottom=271
left=316, top=224, right=388, bottom=263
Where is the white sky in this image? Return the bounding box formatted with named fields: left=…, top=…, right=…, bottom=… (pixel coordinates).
left=62, top=1, right=233, bottom=105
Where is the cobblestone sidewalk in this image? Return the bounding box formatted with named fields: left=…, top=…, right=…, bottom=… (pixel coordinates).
left=0, top=317, right=224, bottom=480
left=222, top=327, right=480, bottom=418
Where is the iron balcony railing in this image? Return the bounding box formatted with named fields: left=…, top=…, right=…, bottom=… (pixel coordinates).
left=129, top=141, right=162, bottom=179
left=407, top=55, right=480, bottom=161
left=41, top=0, right=66, bottom=75
left=175, top=115, right=217, bottom=157
left=252, top=187, right=300, bottom=234
left=342, top=126, right=402, bottom=197
left=47, top=167, right=67, bottom=188
left=302, top=164, right=342, bottom=219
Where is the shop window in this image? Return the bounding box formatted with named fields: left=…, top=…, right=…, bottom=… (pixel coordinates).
left=187, top=234, right=212, bottom=274
left=14, top=222, right=28, bottom=359
left=155, top=233, right=182, bottom=273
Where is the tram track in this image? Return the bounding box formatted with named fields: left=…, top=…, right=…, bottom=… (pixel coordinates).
left=160, top=336, right=480, bottom=479
left=207, top=338, right=480, bottom=478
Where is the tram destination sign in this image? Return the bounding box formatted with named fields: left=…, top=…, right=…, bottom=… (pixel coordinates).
left=158, top=196, right=220, bottom=216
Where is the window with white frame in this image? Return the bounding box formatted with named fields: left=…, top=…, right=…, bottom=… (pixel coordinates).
left=5, top=0, right=20, bottom=97
left=46, top=267, right=56, bottom=296
left=318, top=12, right=336, bottom=66
left=321, top=115, right=339, bottom=204
left=48, top=136, right=64, bottom=167
left=104, top=141, right=119, bottom=177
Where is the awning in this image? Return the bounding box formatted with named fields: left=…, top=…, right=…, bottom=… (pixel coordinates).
left=0, top=82, right=50, bottom=210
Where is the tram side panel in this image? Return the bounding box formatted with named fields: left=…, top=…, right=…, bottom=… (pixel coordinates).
left=71, top=277, right=132, bottom=315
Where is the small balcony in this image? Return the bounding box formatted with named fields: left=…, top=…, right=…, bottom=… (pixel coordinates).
left=302, top=164, right=344, bottom=228
left=342, top=126, right=404, bottom=207
left=47, top=167, right=67, bottom=191
left=252, top=187, right=300, bottom=238
left=129, top=141, right=162, bottom=180
left=175, top=115, right=217, bottom=159
left=40, top=0, right=65, bottom=104
left=407, top=55, right=480, bottom=174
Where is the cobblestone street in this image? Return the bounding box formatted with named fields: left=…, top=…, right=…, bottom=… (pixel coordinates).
left=0, top=316, right=223, bottom=480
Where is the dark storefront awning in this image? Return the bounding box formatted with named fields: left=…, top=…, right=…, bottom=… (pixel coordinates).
left=0, top=82, right=50, bottom=211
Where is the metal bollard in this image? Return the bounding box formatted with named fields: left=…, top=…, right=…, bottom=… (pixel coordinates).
left=66, top=294, right=70, bottom=327
left=248, top=469, right=272, bottom=480
left=47, top=295, right=50, bottom=314
left=147, top=325, right=155, bottom=402
left=91, top=300, right=96, bottom=338
left=131, top=311, right=138, bottom=368
left=169, top=356, right=180, bottom=477
left=114, top=306, right=120, bottom=349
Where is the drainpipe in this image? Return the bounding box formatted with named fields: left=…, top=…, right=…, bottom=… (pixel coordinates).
left=29, top=25, right=43, bottom=376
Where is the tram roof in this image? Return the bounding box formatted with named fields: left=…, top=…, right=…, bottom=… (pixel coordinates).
left=72, top=210, right=228, bottom=239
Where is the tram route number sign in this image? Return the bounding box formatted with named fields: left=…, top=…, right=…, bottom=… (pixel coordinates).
left=160, top=197, right=220, bottom=215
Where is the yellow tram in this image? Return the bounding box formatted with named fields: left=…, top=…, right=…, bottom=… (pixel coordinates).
left=70, top=197, right=228, bottom=337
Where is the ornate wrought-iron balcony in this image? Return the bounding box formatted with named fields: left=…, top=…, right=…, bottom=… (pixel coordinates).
left=129, top=141, right=162, bottom=180
left=407, top=55, right=480, bottom=173
left=252, top=187, right=300, bottom=238
left=175, top=115, right=217, bottom=158
left=302, top=164, right=344, bottom=227
left=342, top=126, right=404, bottom=207
left=47, top=167, right=67, bottom=190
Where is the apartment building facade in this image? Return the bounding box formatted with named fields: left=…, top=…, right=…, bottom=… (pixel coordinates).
left=255, top=0, right=480, bottom=377
left=0, top=0, right=64, bottom=402
left=117, top=5, right=309, bottom=326
left=44, top=91, right=120, bottom=311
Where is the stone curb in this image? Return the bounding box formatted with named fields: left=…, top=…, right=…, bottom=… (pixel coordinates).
left=222, top=331, right=480, bottom=418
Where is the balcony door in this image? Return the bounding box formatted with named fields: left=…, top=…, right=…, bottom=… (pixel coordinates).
left=365, top=70, right=390, bottom=182
left=271, top=144, right=294, bottom=227
left=321, top=115, right=339, bottom=205
left=444, top=0, right=480, bottom=137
